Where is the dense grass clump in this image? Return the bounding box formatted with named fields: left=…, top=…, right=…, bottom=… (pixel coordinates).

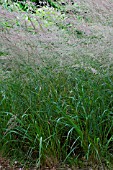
left=0, top=61, right=113, bottom=168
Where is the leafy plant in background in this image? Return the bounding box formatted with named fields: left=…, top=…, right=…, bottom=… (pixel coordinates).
left=1, top=0, right=61, bottom=10
left=1, top=0, right=37, bottom=12
left=30, top=0, right=61, bottom=9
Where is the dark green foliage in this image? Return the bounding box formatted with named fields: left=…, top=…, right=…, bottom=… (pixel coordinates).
left=10, top=0, right=61, bottom=9
left=31, top=0, right=60, bottom=9
left=0, top=61, right=113, bottom=167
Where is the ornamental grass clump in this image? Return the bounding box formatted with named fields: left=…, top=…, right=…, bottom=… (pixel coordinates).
left=0, top=60, right=113, bottom=168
